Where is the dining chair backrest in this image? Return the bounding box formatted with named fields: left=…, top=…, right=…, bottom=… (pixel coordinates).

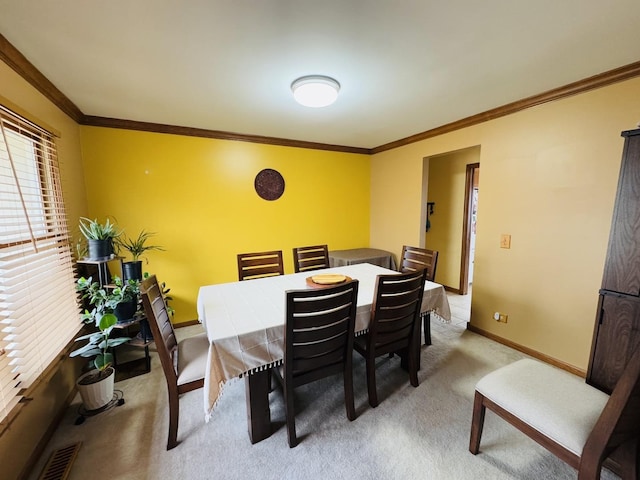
left=237, top=250, right=285, bottom=281
left=400, top=246, right=439, bottom=347
left=353, top=268, right=427, bottom=407
left=368, top=268, right=428, bottom=356
left=141, top=275, right=179, bottom=384
left=280, top=279, right=359, bottom=447
left=292, top=244, right=330, bottom=273
left=400, top=245, right=439, bottom=281
left=140, top=274, right=208, bottom=450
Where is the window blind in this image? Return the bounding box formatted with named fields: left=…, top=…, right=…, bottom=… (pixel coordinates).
left=0, top=105, right=80, bottom=424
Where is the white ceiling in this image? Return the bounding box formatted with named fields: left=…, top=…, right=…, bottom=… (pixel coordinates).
left=1, top=1, right=639, bottom=150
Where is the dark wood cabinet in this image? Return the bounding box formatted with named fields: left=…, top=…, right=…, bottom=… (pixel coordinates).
left=586, top=128, right=640, bottom=476
left=601, top=130, right=640, bottom=296
left=587, top=128, right=640, bottom=394
left=588, top=291, right=640, bottom=393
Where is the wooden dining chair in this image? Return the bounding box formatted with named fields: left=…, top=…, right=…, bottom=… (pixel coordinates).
left=237, top=250, right=285, bottom=281
left=139, top=275, right=209, bottom=450
left=469, top=349, right=640, bottom=479
left=399, top=245, right=439, bottom=346
left=353, top=268, right=428, bottom=408
left=274, top=279, right=359, bottom=447
left=292, top=244, right=330, bottom=273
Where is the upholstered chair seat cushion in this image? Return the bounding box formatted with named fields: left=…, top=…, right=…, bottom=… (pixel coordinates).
left=177, top=333, right=209, bottom=386
left=475, top=359, right=609, bottom=456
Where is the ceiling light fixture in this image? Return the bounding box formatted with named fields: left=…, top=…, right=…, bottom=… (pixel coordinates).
left=291, top=75, right=340, bottom=108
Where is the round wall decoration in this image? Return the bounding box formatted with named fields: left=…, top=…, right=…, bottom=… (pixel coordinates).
left=254, top=168, right=285, bottom=201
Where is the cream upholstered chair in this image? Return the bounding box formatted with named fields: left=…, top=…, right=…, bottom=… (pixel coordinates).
left=237, top=250, right=285, bottom=281
left=469, top=351, right=640, bottom=479
left=399, top=245, right=439, bottom=346
left=140, top=275, right=209, bottom=450
left=292, top=244, right=330, bottom=273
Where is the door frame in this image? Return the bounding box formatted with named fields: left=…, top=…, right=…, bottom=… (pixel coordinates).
left=459, top=163, right=479, bottom=295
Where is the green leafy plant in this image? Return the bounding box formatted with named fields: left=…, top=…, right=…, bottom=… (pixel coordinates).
left=116, top=230, right=164, bottom=262
left=161, top=280, right=174, bottom=317
left=72, top=275, right=140, bottom=373
left=74, top=237, right=88, bottom=260
left=76, top=275, right=139, bottom=322
left=142, top=271, right=175, bottom=317
left=70, top=312, right=129, bottom=371
left=78, top=217, right=122, bottom=241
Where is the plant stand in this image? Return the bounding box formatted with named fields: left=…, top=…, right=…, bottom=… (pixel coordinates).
left=111, top=318, right=152, bottom=381
left=75, top=389, right=125, bottom=425
left=76, top=256, right=124, bottom=287
left=74, top=367, right=124, bottom=424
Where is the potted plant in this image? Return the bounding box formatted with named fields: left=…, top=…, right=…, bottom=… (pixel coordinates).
left=70, top=311, right=129, bottom=411
left=115, top=230, right=164, bottom=282
left=77, top=275, right=140, bottom=324
left=72, top=275, right=141, bottom=410
left=79, top=216, right=122, bottom=260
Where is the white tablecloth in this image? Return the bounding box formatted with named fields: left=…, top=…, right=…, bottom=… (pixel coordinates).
left=197, top=263, right=451, bottom=417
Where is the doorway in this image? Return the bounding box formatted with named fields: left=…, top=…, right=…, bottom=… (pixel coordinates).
left=424, top=146, right=480, bottom=296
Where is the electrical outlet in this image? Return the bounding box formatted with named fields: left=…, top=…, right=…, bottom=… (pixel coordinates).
left=500, top=234, right=511, bottom=249
left=494, top=312, right=508, bottom=323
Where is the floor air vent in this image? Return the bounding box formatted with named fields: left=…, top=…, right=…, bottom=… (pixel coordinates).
left=38, top=442, right=82, bottom=480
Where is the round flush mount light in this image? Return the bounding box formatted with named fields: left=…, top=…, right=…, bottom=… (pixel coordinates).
left=291, top=75, right=340, bottom=108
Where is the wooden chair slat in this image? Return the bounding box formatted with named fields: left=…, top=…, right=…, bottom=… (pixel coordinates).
left=353, top=269, right=427, bottom=407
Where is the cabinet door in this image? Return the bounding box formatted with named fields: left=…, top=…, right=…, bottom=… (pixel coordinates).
left=601, top=132, right=640, bottom=295
left=587, top=293, right=640, bottom=393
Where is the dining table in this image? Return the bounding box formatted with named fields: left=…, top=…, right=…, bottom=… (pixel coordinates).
left=328, top=248, right=397, bottom=270
left=197, top=263, right=451, bottom=443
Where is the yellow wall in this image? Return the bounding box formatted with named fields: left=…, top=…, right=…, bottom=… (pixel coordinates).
left=79, top=127, right=370, bottom=323
left=426, top=146, right=480, bottom=289
left=0, top=62, right=87, bottom=480
left=371, top=76, right=640, bottom=370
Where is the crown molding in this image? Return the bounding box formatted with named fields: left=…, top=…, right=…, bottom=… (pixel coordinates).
left=0, top=34, right=83, bottom=123
left=371, top=60, right=640, bottom=153
left=81, top=116, right=370, bottom=154
left=2, top=33, right=639, bottom=154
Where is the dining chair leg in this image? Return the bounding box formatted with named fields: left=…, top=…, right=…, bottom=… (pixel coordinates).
left=366, top=355, right=379, bottom=408
left=469, top=391, right=486, bottom=454
left=268, top=369, right=275, bottom=392
left=409, top=343, right=419, bottom=388
left=344, top=366, right=356, bottom=421
left=284, top=385, right=298, bottom=448
left=399, top=347, right=410, bottom=371
left=167, top=390, right=179, bottom=450
left=423, top=312, right=432, bottom=346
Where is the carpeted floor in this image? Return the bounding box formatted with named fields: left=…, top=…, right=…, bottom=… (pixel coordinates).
left=28, top=305, right=619, bottom=480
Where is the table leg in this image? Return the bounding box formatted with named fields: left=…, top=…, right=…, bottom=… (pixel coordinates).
left=244, top=368, right=271, bottom=444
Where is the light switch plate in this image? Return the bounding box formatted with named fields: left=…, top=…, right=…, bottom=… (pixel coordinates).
left=500, top=234, right=511, bottom=249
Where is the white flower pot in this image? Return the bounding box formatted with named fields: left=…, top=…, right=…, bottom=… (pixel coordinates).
left=76, top=367, right=115, bottom=411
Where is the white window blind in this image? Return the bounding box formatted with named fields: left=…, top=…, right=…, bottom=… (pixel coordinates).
left=0, top=105, right=80, bottom=424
